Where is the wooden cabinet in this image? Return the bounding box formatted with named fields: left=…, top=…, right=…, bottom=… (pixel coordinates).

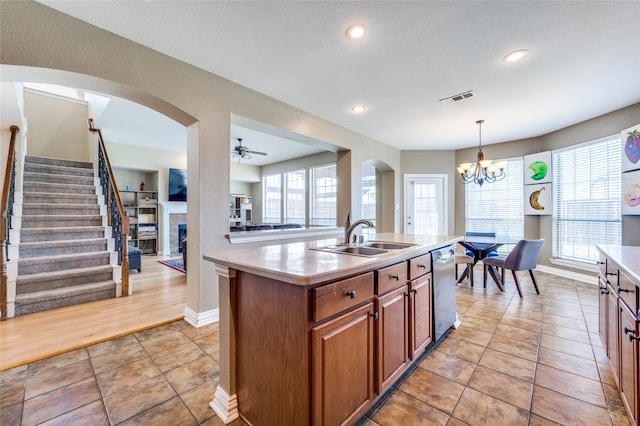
left=620, top=301, right=638, bottom=426
left=375, top=285, right=409, bottom=393
left=598, top=248, right=640, bottom=426
left=312, top=302, right=375, bottom=426
left=409, top=274, right=432, bottom=359
left=120, top=189, right=158, bottom=254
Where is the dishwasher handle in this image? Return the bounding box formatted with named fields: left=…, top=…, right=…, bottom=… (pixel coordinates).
left=433, top=247, right=455, bottom=263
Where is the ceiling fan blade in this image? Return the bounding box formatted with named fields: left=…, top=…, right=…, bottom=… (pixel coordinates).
left=246, top=150, right=267, bottom=156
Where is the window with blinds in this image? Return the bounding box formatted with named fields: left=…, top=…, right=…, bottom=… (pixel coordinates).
left=465, top=158, right=524, bottom=254
left=263, top=174, right=282, bottom=223
left=552, top=135, right=621, bottom=264
left=362, top=162, right=376, bottom=225
left=310, top=164, right=337, bottom=226
left=285, top=169, right=306, bottom=224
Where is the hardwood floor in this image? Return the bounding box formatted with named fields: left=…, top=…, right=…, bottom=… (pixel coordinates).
left=0, top=256, right=186, bottom=371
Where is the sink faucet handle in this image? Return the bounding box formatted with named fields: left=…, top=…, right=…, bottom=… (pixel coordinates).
left=352, top=234, right=357, bottom=243
left=345, top=212, right=351, bottom=228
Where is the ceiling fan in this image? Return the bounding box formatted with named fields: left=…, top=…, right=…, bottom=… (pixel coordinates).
left=231, top=138, right=267, bottom=162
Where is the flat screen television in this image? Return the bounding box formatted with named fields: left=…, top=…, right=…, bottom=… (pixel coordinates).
left=168, top=168, right=187, bottom=201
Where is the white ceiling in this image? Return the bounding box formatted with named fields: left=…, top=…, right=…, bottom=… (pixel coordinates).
left=37, top=1, right=640, bottom=156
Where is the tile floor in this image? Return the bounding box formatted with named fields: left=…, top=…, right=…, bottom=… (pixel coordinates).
left=0, top=271, right=633, bottom=425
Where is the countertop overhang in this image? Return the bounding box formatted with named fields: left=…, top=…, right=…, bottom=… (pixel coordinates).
left=204, top=233, right=462, bottom=286
left=596, top=244, right=640, bottom=283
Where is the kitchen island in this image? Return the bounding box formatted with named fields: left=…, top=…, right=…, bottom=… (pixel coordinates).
left=204, top=233, right=461, bottom=426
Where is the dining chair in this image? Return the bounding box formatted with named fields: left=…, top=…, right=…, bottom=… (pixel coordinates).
left=455, top=253, right=475, bottom=285
left=483, top=239, right=545, bottom=298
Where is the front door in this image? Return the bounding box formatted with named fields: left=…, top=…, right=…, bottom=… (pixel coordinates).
left=404, top=175, right=447, bottom=235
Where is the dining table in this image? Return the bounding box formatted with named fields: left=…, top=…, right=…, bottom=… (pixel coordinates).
left=456, top=236, right=520, bottom=286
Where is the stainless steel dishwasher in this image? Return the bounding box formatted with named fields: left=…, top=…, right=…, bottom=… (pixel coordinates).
left=431, top=245, right=456, bottom=341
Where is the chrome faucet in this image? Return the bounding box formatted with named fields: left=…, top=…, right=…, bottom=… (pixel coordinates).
left=344, top=213, right=374, bottom=244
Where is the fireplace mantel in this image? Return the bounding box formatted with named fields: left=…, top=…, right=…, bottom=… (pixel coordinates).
left=159, top=201, right=187, bottom=255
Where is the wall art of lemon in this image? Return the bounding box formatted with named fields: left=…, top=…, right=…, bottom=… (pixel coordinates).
left=528, top=160, right=548, bottom=180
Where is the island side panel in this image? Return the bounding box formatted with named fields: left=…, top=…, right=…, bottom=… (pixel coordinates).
left=236, top=271, right=311, bottom=426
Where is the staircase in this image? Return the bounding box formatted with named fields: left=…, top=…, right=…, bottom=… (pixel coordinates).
left=13, top=156, right=117, bottom=316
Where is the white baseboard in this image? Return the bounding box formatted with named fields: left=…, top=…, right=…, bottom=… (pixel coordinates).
left=183, top=306, right=219, bottom=327
left=211, top=385, right=239, bottom=424
left=536, top=265, right=597, bottom=285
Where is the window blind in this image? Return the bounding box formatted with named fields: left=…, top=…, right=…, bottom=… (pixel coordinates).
left=552, top=135, right=621, bottom=264
left=465, top=158, right=524, bottom=254
left=310, top=164, right=337, bottom=226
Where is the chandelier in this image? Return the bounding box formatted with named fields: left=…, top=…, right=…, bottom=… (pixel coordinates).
left=457, top=120, right=507, bottom=186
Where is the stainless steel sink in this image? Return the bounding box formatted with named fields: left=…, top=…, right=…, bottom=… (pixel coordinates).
left=361, top=241, right=416, bottom=250
left=329, top=246, right=388, bottom=256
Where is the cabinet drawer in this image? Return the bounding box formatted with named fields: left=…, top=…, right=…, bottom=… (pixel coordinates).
left=376, top=262, right=407, bottom=295
left=619, top=269, right=638, bottom=313
left=408, top=254, right=431, bottom=280
left=313, top=272, right=374, bottom=322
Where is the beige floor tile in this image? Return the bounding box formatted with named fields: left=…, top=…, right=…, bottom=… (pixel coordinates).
left=487, top=334, right=538, bottom=362
left=458, top=314, right=499, bottom=334
left=174, top=319, right=219, bottom=342
left=539, top=333, right=594, bottom=360
left=499, top=314, right=542, bottom=331
left=493, top=323, right=540, bottom=346
left=602, top=382, right=631, bottom=418
left=531, top=385, right=612, bottom=425
left=504, top=306, right=544, bottom=322
left=544, top=306, right=584, bottom=321
left=528, top=413, right=562, bottom=425
left=146, top=340, right=206, bottom=372
left=165, top=355, right=219, bottom=395
left=0, top=401, right=23, bottom=426
left=24, top=359, right=94, bottom=400
left=38, top=400, right=109, bottom=426
left=537, top=347, right=599, bottom=381
left=399, top=367, right=465, bottom=414
left=479, top=348, right=536, bottom=383
left=118, top=396, right=198, bottom=426
left=87, top=334, right=139, bottom=358
left=26, top=348, right=88, bottom=377
left=22, top=377, right=101, bottom=425
left=446, top=416, right=471, bottom=426
left=194, top=332, right=220, bottom=355
left=96, top=357, right=160, bottom=396
left=540, top=322, right=590, bottom=344
left=0, top=365, right=27, bottom=409
left=534, top=364, right=606, bottom=408
left=589, top=332, right=604, bottom=348
left=597, top=361, right=616, bottom=386
left=418, top=351, right=477, bottom=385
left=542, top=313, right=587, bottom=331
left=103, top=375, right=176, bottom=424
left=89, top=341, right=148, bottom=375
left=434, top=336, right=487, bottom=364
left=467, top=365, right=534, bottom=411
left=180, top=380, right=219, bottom=423
left=449, top=326, right=493, bottom=348
left=451, top=387, right=529, bottom=426
left=371, top=390, right=449, bottom=426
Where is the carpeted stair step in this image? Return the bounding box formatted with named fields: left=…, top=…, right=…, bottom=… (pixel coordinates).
left=20, top=214, right=103, bottom=229
left=24, top=161, right=94, bottom=178
left=22, top=192, right=99, bottom=205
left=19, top=226, right=106, bottom=243
left=24, top=171, right=94, bottom=186
left=19, top=238, right=108, bottom=258
left=18, top=251, right=111, bottom=275
left=21, top=203, right=101, bottom=216
left=14, top=281, right=116, bottom=316
left=25, top=156, right=92, bottom=170
left=23, top=181, right=96, bottom=195
left=16, top=265, right=114, bottom=294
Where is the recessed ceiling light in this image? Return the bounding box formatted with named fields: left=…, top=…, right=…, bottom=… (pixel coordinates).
left=352, top=105, right=366, bottom=113
left=503, top=49, right=529, bottom=63
left=346, top=24, right=367, bottom=39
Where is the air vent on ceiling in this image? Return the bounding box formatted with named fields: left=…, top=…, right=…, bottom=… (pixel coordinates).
left=439, top=90, right=475, bottom=104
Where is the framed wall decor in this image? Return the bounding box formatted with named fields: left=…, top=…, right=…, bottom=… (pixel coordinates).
left=622, top=124, right=640, bottom=172
left=525, top=183, right=552, bottom=215
left=622, top=169, right=640, bottom=215
left=524, top=151, right=552, bottom=184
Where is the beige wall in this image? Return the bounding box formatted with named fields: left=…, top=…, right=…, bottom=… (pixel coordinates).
left=24, top=89, right=91, bottom=162
left=0, top=1, right=401, bottom=316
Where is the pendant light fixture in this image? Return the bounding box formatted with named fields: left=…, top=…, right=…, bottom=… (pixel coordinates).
left=457, top=120, right=507, bottom=186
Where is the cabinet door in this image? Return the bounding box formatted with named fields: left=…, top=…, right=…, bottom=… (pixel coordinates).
left=598, top=274, right=609, bottom=355
left=410, top=274, right=432, bottom=359
left=619, top=303, right=638, bottom=426
left=376, top=286, right=409, bottom=394
left=608, top=286, right=620, bottom=386
left=312, top=302, right=375, bottom=426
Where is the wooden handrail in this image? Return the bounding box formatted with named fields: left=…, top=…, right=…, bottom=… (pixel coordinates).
left=1, top=125, right=20, bottom=320
left=88, top=119, right=130, bottom=296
